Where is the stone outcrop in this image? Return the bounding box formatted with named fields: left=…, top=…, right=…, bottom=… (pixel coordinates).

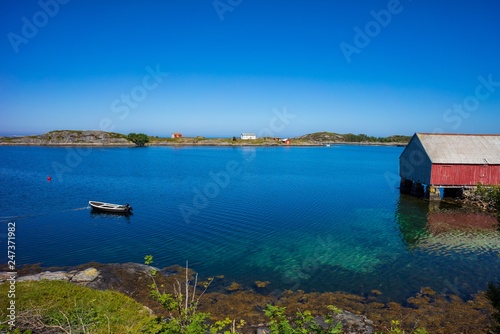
left=0, top=263, right=161, bottom=286
left=0, top=130, right=132, bottom=146
left=8, top=267, right=100, bottom=285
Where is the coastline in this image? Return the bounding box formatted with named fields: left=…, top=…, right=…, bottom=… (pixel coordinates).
left=0, top=141, right=407, bottom=147
left=0, top=260, right=495, bottom=333
left=0, top=130, right=409, bottom=147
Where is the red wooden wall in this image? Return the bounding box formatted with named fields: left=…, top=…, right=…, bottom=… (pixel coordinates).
left=431, top=164, right=500, bottom=186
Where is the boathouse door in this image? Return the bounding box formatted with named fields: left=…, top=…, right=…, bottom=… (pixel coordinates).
left=480, top=165, right=489, bottom=184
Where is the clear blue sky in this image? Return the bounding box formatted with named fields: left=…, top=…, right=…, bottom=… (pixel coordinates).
left=1, top=0, right=500, bottom=137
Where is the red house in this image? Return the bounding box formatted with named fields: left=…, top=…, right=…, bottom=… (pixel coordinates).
left=171, top=132, right=182, bottom=139
left=399, top=133, right=500, bottom=198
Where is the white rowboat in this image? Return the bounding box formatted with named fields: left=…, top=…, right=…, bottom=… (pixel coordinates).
left=89, top=201, right=133, bottom=213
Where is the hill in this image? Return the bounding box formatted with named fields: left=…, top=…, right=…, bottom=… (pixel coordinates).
left=295, top=132, right=411, bottom=144
left=0, top=130, right=131, bottom=146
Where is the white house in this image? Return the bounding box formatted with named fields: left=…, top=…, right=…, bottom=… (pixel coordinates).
left=241, top=133, right=257, bottom=140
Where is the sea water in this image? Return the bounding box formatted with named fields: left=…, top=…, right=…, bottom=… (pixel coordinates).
left=1, top=145, right=499, bottom=301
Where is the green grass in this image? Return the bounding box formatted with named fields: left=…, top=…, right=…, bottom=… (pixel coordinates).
left=0, top=280, right=153, bottom=333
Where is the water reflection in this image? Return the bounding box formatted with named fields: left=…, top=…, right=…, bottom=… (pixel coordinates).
left=395, top=195, right=429, bottom=248
left=89, top=209, right=133, bottom=223
left=395, top=195, right=500, bottom=254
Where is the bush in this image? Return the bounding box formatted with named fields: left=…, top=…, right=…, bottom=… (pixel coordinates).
left=264, top=304, right=343, bottom=333
left=128, top=133, right=150, bottom=146
left=486, top=282, right=500, bottom=334
left=144, top=256, right=224, bottom=334
left=476, top=183, right=500, bottom=217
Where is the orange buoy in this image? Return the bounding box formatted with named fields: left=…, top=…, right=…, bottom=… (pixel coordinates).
left=47, top=176, right=52, bottom=181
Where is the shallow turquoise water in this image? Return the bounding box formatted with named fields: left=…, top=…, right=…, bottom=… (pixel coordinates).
left=1, top=145, right=499, bottom=301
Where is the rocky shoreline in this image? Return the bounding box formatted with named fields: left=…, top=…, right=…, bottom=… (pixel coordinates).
left=0, top=262, right=375, bottom=333
left=0, top=130, right=408, bottom=147
left=0, top=261, right=496, bottom=333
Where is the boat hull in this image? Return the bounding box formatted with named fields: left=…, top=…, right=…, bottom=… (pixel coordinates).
left=88, top=201, right=132, bottom=213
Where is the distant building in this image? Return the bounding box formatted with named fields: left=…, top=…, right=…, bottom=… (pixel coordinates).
left=241, top=133, right=256, bottom=140
left=400, top=133, right=500, bottom=199
left=282, top=138, right=291, bottom=145
left=171, top=133, right=182, bottom=139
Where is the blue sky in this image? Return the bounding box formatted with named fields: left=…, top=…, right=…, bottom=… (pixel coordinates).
left=1, top=0, right=500, bottom=137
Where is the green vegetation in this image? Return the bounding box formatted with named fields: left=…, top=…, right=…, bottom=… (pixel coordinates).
left=0, top=265, right=494, bottom=333
left=0, top=280, right=153, bottom=333
left=108, top=132, right=129, bottom=139
left=297, top=132, right=411, bottom=144
left=141, top=256, right=432, bottom=334
left=380, top=320, right=428, bottom=334
left=144, top=256, right=347, bottom=333
left=487, top=282, right=500, bottom=334
left=40, top=130, right=127, bottom=139
left=128, top=133, right=150, bottom=146
left=144, top=255, right=244, bottom=334
left=476, top=183, right=500, bottom=214
left=265, top=304, right=343, bottom=333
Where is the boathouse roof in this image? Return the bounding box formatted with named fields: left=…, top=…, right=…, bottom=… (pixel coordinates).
left=413, top=133, right=500, bottom=164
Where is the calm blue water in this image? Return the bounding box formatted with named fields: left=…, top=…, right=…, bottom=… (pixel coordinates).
left=1, top=145, right=499, bottom=301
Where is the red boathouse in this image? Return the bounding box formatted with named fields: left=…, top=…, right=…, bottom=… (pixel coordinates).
left=399, top=133, right=500, bottom=199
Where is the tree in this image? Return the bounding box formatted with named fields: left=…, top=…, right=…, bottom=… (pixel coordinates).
left=128, top=133, right=149, bottom=147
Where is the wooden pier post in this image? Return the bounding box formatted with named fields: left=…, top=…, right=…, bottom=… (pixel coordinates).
left=411, top=182, right=425, bottom=197
left=425, top=185, right=441, bottom=201
left=400, top=178, right=413, bottom=194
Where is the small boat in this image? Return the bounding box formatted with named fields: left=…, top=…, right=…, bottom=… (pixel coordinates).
left=88, top=201, right=133, bottom=213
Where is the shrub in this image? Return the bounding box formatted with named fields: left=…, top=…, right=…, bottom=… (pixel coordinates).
left=128, top=133, right=150, bottom=146
left=264, top=304, right=343, bottom=334
left=476, top=183, right=500, bottom=218
left=486, top=282, right=500, bottom=334
left=144, top=255, right=241, bottom=334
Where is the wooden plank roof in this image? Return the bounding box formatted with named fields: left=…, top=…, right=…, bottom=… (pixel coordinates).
left=416, top=133, right=500, bottom=164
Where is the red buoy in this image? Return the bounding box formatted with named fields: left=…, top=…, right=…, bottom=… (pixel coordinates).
left=47, top=176, right=52, bottom=181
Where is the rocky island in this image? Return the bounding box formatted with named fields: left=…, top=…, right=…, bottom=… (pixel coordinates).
left=0, top=130, right=131, bottom=146
left=0, top=130, right=411, bottom=147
